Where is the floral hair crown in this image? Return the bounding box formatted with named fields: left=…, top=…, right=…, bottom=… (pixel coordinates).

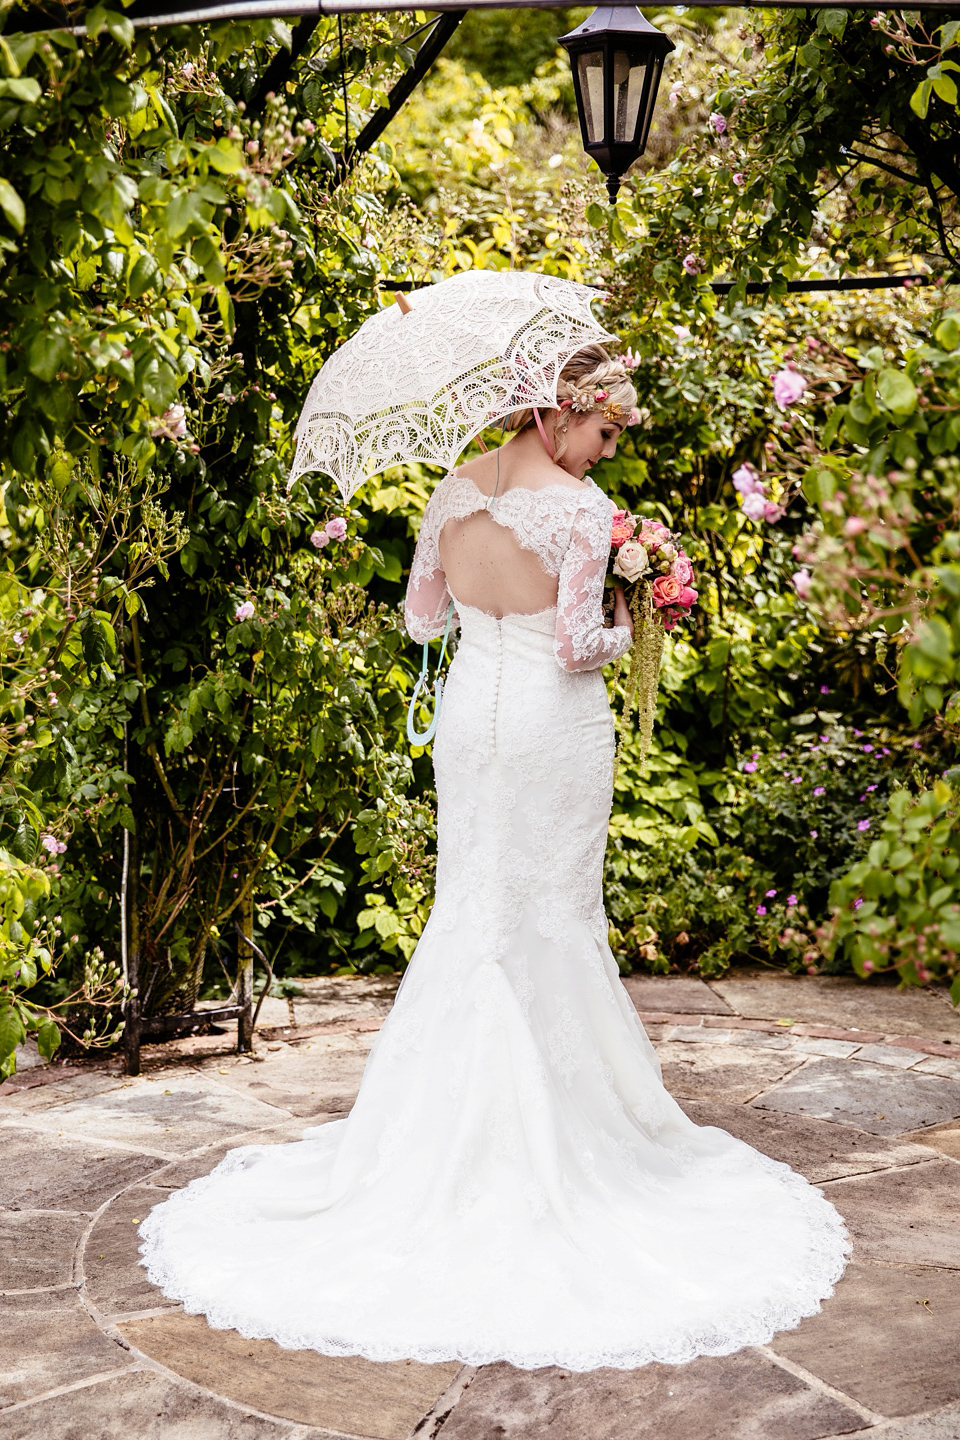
left=563, top=375, right=629, bottom=423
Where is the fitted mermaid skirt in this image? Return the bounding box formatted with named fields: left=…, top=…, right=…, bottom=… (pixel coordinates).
left=140, top=605, right=849, bottom=1370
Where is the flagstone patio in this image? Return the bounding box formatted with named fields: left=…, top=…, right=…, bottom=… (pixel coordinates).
left=2, top=966, right=959, bottom=1440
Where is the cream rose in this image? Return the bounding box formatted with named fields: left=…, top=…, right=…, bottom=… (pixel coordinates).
left=613, top=540, right=649, bottom=583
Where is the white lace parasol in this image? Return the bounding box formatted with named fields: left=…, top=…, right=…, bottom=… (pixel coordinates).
left=288, top=271, right=615, bottom=500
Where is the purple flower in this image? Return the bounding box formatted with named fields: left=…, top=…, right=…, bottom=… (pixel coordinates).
left=820, top=685, right=830, bottom=695
left=867, top=784, right=878, bottom=792
left=814, top=786, right=825, bottom=796
left=764, top=501, right=785, bottom=524
left=732, top=171, right=746, bottom=187
left=787, top=894, right=798, bottom=905
left=311, top=529, right=330, bottom=549
left=325, top=517, right=348, bottom=541
left=744, top=761, right=758, bottom=773
left=792, top=569, right=813, bottom=600
left=151, top=403, right=188, bottom=441
left=709, top=112, right=727, bottom=134
left=41, top=834, right=58, bottom=855
left=882, top=747, right=891, bottom=755
left=766, top=889, right=777, bottom=898
left=853, top=898, right=863, bottom=910
left=810, top=829, right=818, bottom=839
left=858, top=819, right=871, bottom=832
left=682, top=253, right=705, bottom=277
left=792, top=776, right=802, bottom=784
left=756, top=905, right=767, bottom=916
left=863, top=744, right=874, bottom=753
left=235, top=600, right=255, bottom=622
left=742, top=492, right=768, bottom=521
left=820, top=735, right=831, bottom=744
left=772, top=368, right=806, bottom=410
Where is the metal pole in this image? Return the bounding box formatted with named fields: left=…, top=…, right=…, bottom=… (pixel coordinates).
left=17, top=0, right=952, bottom=34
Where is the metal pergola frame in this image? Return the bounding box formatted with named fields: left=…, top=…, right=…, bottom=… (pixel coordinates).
left=17, top=0, right=960, bottom=30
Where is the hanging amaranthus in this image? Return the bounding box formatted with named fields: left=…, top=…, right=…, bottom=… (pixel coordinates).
left=607, top=512, right=698, bottom=779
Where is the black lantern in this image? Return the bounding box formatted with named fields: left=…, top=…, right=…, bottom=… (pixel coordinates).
left=560, top=7, right=675, bottom=204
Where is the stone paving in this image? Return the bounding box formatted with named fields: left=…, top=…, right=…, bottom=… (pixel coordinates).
left=2, top=966, right=960, bottom=1440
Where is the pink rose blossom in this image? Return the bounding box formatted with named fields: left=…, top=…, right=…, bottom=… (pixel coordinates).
left=844, top=516, right=868, bottom=537
left=792, top=569, right=813, bottom=600
left=756, top=905, right=767, bottom=916
left=675, top=326, right=692, bottom=343
left=652, top=575, right=683, bottom=608
left=610, top=510, right=636, bottom=549
left=325, top=517, right=348, bottom=541
left=671, top=555, right=694, bottom=586
left=733, top=172, right=746, bottom=188
left=732, top=464, right=764, bottom=497
left=682, top=254, right=705, bottom=277
left=814, top=786, right=825, bottom=796
left=857, top=819, right=871, bottom=832
left=744, top=761, right=758, bottom=773
left=772, top=368, right=807, bottom=409
left=763, top=502, right=785, bottom=524
left=741, top=492, right=768, bottom=521
left=311, top=529, right=330, bottom=549
left=709, top=112, right=727, bottom=134
left=235, top=601, right=255, bottom=622
left=810, top=829, right=818, bottom=839
left=787, top=895, right=798, bottom=906
left=766, top=889, right=777, bottom=898
left=678, top=586, right=698, bottom=609
left=41, top=834, right=58, bottom=854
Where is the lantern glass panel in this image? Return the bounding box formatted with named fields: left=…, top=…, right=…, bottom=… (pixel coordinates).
left=576, top=50, right=605, bottom=143
left=612, top=50, right=646, bottom=143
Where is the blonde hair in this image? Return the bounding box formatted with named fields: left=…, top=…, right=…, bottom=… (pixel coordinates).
left=503, top=344, right=637, bottom=463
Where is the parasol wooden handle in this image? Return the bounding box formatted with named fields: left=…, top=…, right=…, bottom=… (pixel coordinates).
left=396, top=293, right=412, bottom=315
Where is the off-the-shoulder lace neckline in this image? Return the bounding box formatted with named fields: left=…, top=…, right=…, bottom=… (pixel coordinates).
left=448, top=470, right=597, bottom=501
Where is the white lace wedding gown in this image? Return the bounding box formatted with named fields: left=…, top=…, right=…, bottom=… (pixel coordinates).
left=139, top=472, right=849, bottom=1371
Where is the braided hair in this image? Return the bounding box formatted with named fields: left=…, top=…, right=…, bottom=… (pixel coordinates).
left=503, top=344, right=637, bottom=463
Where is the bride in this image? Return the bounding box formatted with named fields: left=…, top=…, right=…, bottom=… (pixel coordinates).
left=140, top=345, right=849, bottom=1371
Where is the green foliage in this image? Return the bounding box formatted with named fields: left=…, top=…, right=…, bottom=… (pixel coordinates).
left=825, top=781, right=960, bottom=1003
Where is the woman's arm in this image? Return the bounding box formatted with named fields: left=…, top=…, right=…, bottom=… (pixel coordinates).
left=404, top=494, right=454, bottom=643
left=555, top=493, right=634, bottom=672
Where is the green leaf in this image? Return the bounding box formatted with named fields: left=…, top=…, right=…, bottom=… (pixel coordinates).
left=0, top=77, right=41, bottom=103
left=0, top=1000, right=26, bottom=1064
left=128, top=253, right=159, bottom=298
left=877, top=369, right=917, bottom=416
left=27, top=333, right=72, bottom=383
left=0, top=179, right=25, bottom=234
left=911, top=79, right=933, bottom=118
left=35, top=1017, right=60, bottom=1059
left=933, top=73, right=958, bottom=105
left=935, top=314, right=960, bottom=351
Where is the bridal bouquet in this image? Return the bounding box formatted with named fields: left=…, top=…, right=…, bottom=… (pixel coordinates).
left=607, top=512, right=698, bottom=772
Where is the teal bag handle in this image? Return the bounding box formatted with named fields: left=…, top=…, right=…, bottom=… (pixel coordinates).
left=407, top=601, right=455, bottom=746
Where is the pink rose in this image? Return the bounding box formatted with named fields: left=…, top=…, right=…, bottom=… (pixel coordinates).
left=610, top=510, right=636, bottom=549
left=792, top=569, right=813, bottom=600
left=235, top=600, right=255, bottom=621
left=773, top=368, right=806, bottom=409
left=709, top=112, right=727, bottom=134
left=310, top=529, right=329, bottom=549
left=763, top=502, right=785, bottom=523
left=741, top=492, right=767, bottom=521
left=325, top=517, right=348, bottom=541
left=844, top=516, right=868, bottom=536
left=652, top=575, right=683, bottom=608
left=678, top=586, right=698, bottom=608
left=733, top=172, right=746, bottom=188
left=671, top=555, right=694, bottom=586
left=732, top=464, right=764, bottom=497
left=682, top=253, right=704, bottom=277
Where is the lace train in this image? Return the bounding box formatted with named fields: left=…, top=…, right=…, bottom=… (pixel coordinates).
left=140, top=604, right=849, bottom=1372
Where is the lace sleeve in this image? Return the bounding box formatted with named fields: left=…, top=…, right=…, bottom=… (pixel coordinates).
left=555, top=489, right=633, bottom=672
left=404, top=487, right=453, bottom=643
